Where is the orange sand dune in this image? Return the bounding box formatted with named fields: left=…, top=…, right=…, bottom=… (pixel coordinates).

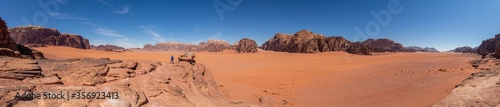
left=35, top=46, right=481, bottom=107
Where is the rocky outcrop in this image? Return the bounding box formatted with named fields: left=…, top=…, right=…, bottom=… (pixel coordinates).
left=404, top=46, right=439, bottom=52
left=477, top=34, right=500, bottom=55
left=449, top=46, right=476, bottom=53
left=92, top=44, right=127, bottom=52
left=0, top=17, right=45, bottom=59
left=434, top=70, right=500, bottom=107
left=0, top=17, right=17, bottom=51
left=235, top=38, right=258, bottom=53
left=346, top=42, right=372, bottom=55
left=198, top=40, right=231, bottom=52
left=361, top=38, right=404, bottom=52
left=8, top=26, right=90, bottom=49
left=261, top=30, right=372, bottom=55
left=0, top=57, right=241, bottom=106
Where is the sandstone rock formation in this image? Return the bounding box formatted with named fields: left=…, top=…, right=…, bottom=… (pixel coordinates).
left=0, top=17, right=17, bottom=51
left=448, top=46, right=476, bottom=53
left=261, top=30, right=372, bottom=55
left=405, top=46, right=439, bottom=52
left=434, top=70, right=500, bottom=107
left=8, top=26, right=90, bottom=49
left=91, top=44, right=127, bottom=52
left=361, top=38, right=404, bottom=52
left=0, top=17, right=45, bottom=59
left=0, top=57, right=242, bottom=106
left=477, top=34, right=500, bottom=55
left=198, top=40, right=231, bottom=52
left=235, top=38, right=258, bottom=53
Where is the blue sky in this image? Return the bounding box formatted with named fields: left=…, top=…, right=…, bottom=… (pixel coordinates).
left=1, top=0, right=499, bottom=51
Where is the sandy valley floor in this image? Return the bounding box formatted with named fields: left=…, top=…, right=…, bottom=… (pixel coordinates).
left=35, top=46, right=481, bottom=107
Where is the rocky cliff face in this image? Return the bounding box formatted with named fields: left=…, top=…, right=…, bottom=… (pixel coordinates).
left=361, top=38, right=404, bottom=52
left=8, top=26, right=90, bottom=49
left=476, top=34, right=500, bottom=56
left=0, top=17, right=44, bottom=59
left=236, top=38, right=258, bottom=53
left=261, top=30, right=371, bottom=55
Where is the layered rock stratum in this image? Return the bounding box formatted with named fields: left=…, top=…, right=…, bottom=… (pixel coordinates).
left=262, top=30, right=371, bottom=55
left=8, top=26, right=90, bottom=49
left=0, top=57, right=244, bottom=106
left=235, top=38, right=258, bottom=53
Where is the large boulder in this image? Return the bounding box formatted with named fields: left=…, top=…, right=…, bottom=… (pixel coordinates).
left=236, top=38, right=258, bottom=53
left=361, top=38, right=404, bottom=52
left=262, top=30, right=372, bottom=55
left=8, top=26, right=90, bottom=49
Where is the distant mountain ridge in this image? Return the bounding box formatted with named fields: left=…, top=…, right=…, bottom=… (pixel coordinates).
left=405, top=46, right=439, bottom=52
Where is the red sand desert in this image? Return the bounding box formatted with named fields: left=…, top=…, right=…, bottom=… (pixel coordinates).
left=35, top=46, right=481, bottom=107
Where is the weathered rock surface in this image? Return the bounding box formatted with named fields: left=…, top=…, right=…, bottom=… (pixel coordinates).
left=8, top=26, right=90, bottom=49
left=262, top=30, right=372, bottom=55
left=236, top=38, right=258, bottom=53
left=361, top=38, right=404, bottom=52
left=0, top=57, right=246, bottom=106
left=91, top=44, right=127, bottom=52
left=0, top=56, right=41, bottom=80
left=434, top=70, right=500, bottom=107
